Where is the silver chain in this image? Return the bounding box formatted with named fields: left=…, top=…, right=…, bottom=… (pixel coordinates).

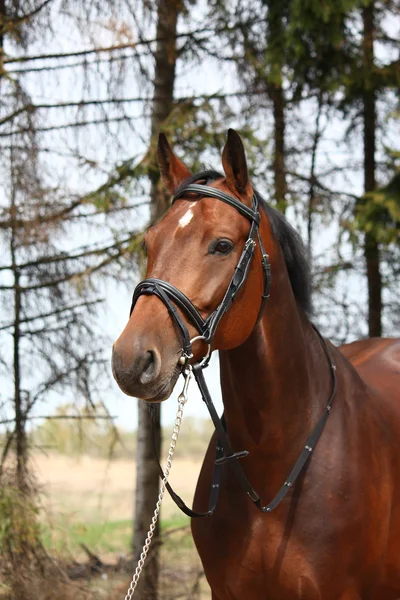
left=124, top=366, right=193, bottom=600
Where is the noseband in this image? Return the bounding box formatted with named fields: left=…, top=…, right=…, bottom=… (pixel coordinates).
left=129, top=175, right=337, bottom=518
left=130, top=178, right=271, bottom=365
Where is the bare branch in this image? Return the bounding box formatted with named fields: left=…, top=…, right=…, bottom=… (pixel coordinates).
left=3, top=27, right=216, bottom=65
left=0, top=114, right=141, bottom=137
left=6, top=0, right=53, bottom=27
left=0, top=232, right=141, bottom=271
left=0, top=414, right=117, bottom=426
left=0, top=90, right=269, bottom=128
left=0, top=300, right=102, bottom=331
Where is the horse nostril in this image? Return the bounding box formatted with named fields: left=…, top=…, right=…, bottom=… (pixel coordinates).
left=139, top=350, right=160, bottom=384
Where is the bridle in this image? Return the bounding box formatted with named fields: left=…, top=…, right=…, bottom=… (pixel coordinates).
left=130, top=173, right=337, bottom=518
left=130, top=173, right=271, bottom=365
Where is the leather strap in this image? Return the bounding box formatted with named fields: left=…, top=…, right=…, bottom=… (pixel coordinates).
left=173, top=183, right=260, bottom=224
left=156, top=326, right=336, bottom=517
left=130, top=280, right=193, bottom=358
left=189, top=326, right=337, bottom=515
left=149, top=404, right=224, bottom=517
left=132, top=279, right=205, bottom=332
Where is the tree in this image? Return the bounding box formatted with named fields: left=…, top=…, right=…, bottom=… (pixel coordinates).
left=339, top=0, right=400, bottom=336
left=362, top=0, right=381, bottom=336
left=132, top=2, right=182, bottom=598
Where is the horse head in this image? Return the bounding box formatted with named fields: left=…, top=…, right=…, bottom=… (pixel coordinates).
left=112, top=130, right=270, bottom=401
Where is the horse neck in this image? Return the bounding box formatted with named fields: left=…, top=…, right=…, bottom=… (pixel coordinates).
left=218, top=242, right=332, bottom=460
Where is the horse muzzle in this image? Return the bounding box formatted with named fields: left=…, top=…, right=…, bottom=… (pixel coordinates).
left=111, top=319, right=182, bottom=401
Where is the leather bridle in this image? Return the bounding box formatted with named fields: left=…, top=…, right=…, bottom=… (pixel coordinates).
left=130, top=177, right=271, bottom=364
left=130, top=174, right=337, bottom=518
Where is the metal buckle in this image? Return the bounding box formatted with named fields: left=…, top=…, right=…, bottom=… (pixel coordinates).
left=244, top=239, right=256, bottom=252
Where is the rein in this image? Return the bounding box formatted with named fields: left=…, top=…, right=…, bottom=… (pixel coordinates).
left=131, top=177, right=337, bottom=517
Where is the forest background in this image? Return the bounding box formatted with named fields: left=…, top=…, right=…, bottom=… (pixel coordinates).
left=0, top=0, right=399, bottom=598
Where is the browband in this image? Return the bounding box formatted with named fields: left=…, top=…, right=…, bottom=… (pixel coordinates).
left=173, top=183, right=260, bottom=224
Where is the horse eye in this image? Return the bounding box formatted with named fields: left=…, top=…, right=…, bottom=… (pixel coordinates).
left=210, top=239, right=234, bottom=255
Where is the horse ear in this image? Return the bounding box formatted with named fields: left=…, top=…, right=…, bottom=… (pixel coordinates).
left=157, top=133, right=192, bottom=194
left=222, top=129, right=253, bottom=204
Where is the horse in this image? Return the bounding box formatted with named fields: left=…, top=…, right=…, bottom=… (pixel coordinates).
left=112, top=129, right=400, bottom=599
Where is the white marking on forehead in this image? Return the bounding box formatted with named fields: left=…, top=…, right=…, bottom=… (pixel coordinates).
left=178, top=206, right=194, bottom=229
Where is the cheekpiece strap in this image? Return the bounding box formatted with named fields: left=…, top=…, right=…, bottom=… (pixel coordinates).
left=202, top=220, right=258, bottom=341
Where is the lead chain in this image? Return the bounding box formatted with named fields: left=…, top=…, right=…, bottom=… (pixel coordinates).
left=124, top=367, right=192, bottom=600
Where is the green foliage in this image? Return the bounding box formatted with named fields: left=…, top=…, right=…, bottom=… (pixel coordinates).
left=41, top=517, right=132, bottom=557
left=0, top=480, right=41, bottom=558
left=81, top=96, right=266, bottom=214
left=353, top=172, right=400, bottom=244
left=160, top=98, right=232, bottom=166
left=67, top=96, right=266, bottom=206
left=83, top=157, right=152, bottom=212
left=287, top=0, right=359, bottom=98
left=41, top=514, right=190, bottom=558
left=156, top=99, right=266, bottom=181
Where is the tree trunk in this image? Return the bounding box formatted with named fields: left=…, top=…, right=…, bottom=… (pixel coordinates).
left=362, top=2, right=382, bottom=337
left=264, top=3, right=287, bottom=213
left=269, top=83, right=287, bottom=213
left=307, top=94, right=323, bottom=256
left=149, top=0, right=181, bottom=223
left=133, top=403, right=161, bottom=600
left=133, top=2, right=180, bottom=598
left=0, top=0, right=5, bottom=84
left=10, top=177, right=28, bottom=493
left=13, top=271, right=26, bottom=490
left=0, top=0, right=4, bottom=54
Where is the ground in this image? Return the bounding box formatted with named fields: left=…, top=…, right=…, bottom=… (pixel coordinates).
left=32, top=453, right=210, bottom=599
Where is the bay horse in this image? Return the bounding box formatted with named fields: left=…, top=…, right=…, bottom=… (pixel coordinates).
left=112, top=129, right=400, bottom=599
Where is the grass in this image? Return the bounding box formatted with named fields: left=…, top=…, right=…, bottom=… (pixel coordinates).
left=40, top=514, right=191, bottom=558
left=41, top=518, right=132, bottom=556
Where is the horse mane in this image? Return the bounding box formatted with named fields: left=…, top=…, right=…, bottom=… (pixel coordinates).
left=173, top=170, right=313, bottom=315
left=259, top=193, right=312, bottom=315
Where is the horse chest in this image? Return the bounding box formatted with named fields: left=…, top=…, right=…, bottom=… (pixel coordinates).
left=192, top=509, right=321, bottom=600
